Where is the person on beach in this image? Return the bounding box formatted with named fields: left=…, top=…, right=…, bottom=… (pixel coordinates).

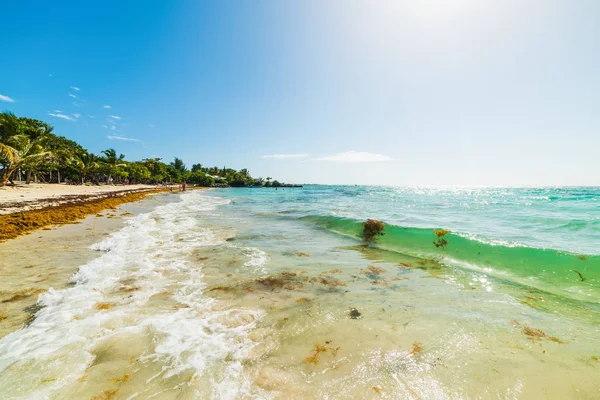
left=182, top=180, right=186, bottom=191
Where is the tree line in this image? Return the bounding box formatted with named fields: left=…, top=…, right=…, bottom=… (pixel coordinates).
left=0, top=112, right=288, bottom=188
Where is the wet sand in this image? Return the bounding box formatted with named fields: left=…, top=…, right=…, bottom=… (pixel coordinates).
left=0, top=194, right=167, bottom=339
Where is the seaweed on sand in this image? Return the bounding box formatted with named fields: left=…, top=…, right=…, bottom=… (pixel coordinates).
left=361, top=219, right=385, bottom=243
left=0, top=189, right=165, bottom=242
left=349, top=308, right=361, bottom=319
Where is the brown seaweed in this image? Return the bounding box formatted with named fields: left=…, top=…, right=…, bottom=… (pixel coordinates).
left=0, top=189, right=166, bottom=242
left=361, top=219, right=385, bottom=243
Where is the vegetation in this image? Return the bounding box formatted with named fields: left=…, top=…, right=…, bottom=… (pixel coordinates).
left=0, top=189, right=163, bottom=242
left=433, top=229, right=449, bottom=248
left=0, top=111, right=291, bottom=187
left=361, top=219, right=386, bottom=243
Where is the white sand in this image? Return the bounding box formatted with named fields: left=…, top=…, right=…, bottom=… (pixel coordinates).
left=0, top=183, right=159, bottom=214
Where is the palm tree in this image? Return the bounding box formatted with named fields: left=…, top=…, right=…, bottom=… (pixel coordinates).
left=0, top=113, right=54, bottom=185
left=101, top=148, right=126, bottom=183
left=74, top=152, right=99, bottom=184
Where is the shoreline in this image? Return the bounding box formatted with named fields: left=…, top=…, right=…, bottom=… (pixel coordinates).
left=0, top=193, right=171, bottom=339
left=0, top=183, right=166, bottom=215
left=0, top=185, right=171, bottom=242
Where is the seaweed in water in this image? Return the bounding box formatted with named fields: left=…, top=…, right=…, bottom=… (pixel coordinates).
left=108, top=373, right=130, bottom=383
left=95, top=302, right=117, bottom=311
left=361, top=219, right=385, bottom=243
left=2, top=288, right=46, bottom=303
left=572, top=270, right=586, bottom=282
left=433, top=229, right=449, bottom=248
left=90, top=388, right=119, bottom=400
left=304, top=342, right=341, bottom=366
left=409, top=340, right=423, bottom=355
left=349, top=308, right=362, bottom=319
left=361, top=265, right=387, bottom=276
left=522, top=326, right=545, bottom=338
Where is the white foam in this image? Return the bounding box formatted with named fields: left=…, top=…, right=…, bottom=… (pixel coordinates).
left=0, top=191, right=261, bottom=399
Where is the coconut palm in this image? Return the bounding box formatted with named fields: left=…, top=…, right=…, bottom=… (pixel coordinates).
left=74, top=152, right=99, bottom=184
left=101, top=148, right=126, bottom=183
left=0, top=113, right=54, bottom=185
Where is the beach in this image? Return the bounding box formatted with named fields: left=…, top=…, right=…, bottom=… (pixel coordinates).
left=0, top=186, right=598, bottom=399
left=0, top=183, right=163, bottom=215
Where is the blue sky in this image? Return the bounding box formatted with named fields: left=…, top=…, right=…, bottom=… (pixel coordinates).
left=1, top=1, right=598, bottom=186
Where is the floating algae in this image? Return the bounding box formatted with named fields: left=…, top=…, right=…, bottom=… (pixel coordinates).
left=2, top=288, right=45, bottom=303
left=433, top=229, right=449, bottom=248
left=409, top=340, right=424, bottom=355
left=304, top=342, right=341, bottom=366
left=361, top=265, right=387, bottom=276
left=349, top=308, right=361, bottom=319
left=296, top=297, right=312, bottom=304
left=361, top=219, right=385, bottom=243
left=95, top=302, right=117, bottom=311
left=107, top=373, right=130, bottom=383
left=511, top=320, right=564, bottom=344
left=572, top=270, right=586, bottom=282
left=89, top=388, right=119, bottom=400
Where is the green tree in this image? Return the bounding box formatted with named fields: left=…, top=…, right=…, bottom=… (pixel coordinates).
left=187, top=170, right=214, bottom=186
left=0, top=113, right=54, bottom=185
left=73, top=152, right=99, bottom=184
left=191, top=163, right=203, bottom=172
left=101, top=148, right=126, bottom=183
left=127, top=162, right=151, bottom=183
left=170, top=157, right=186, bottom=173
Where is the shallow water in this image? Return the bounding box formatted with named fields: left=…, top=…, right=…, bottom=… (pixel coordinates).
left=0, top=187, right=599, bottom=399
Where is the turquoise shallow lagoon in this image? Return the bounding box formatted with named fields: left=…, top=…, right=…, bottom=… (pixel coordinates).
left=0, top=186, right=598, bottom=399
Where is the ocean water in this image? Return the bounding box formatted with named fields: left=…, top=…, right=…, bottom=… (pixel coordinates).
left=0, top=186, right=599, bottom=399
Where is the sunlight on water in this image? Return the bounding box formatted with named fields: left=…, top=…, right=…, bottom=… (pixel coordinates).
left=0, top=187, right=599, bottom=399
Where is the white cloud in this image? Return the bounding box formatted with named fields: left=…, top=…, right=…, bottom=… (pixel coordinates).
left=88, top=115, right=95, bottom=118
left=103, top=105, right=111, bottom=109
left=53, top=109, right=63, bottom=113
left=70, top=86, right=80, bottom=91
left=0, top=94, right=15, bottom=103
left=318, top=151, right=393, bottom=163
left=108, top=115, right=121, bottom=120
left=73, top=113, right=81, bottom=119
left=148, top=123, right=155, bottom=128
left=48, top=113, right=75, bottom=121
left=261, top=153, right=310, bottom=159
left=68, top=93, right=77, bottom=98
left=102, top=125, right=108, bottom=128
left=110, top=126, right=116, bottom=131
left=107, top=135, right=140, bottom=142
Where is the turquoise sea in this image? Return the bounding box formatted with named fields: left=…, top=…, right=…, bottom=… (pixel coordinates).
left=1, top=186, right=598, bottom=399
left=225, top=185, right=600, bottom=303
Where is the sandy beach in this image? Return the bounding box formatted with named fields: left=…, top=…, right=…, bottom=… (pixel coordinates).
left=0, top=183, right=160, bottom=215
